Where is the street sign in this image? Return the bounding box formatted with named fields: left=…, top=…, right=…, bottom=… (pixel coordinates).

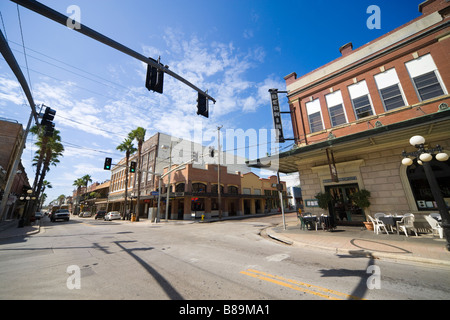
left=150, top=191, right=159, bottom=196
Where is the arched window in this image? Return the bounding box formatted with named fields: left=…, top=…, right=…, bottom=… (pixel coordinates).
left=228, top=186, right=239, bottom=194
left=175, top=183, right=185, bottom=192
left=192, top=183, right=207, bottom=193
left=211, top=184, right=224, bottom=194
left=407, top=158, right=450, bottom=211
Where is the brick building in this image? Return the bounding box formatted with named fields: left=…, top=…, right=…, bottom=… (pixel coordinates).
left=107, top=132, right=288, bottom=220
left=264, top=0, right=450, bottom=224
left=0, top=118, right=31, bottom=220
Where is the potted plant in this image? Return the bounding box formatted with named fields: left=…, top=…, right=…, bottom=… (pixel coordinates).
left=315, top=191, right=336, bottom=230
left=315, top=191, right=332, bottom=213
left=351, top=189, right=372, bottom=230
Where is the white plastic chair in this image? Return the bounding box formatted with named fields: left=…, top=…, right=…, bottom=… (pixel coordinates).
left=396, top=214, right=418, bottom=237
left=374, top=213, right=385, bottom=219
left=429, top=213, right=442, bottom=221
left=425, top=215, right=443, bottom=239
left=368, top=216, right=389, bottom=235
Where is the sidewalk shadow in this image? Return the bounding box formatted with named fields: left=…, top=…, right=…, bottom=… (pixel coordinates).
left=114, top=240, right=184, bottom=300
left=350, top=238, right=411, bottom=254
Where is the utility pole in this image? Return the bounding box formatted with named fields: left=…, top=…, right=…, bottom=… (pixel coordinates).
left=277, top=171, right=286, bottom=230
left=217, top=125, right=223, bottom=220
left=165, top=142, right=173, bottom=222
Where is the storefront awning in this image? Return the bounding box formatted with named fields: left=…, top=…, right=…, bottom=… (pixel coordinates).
left=248, top=108, right=450, bottom=174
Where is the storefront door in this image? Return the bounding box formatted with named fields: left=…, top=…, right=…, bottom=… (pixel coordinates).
left=325, top=184, right=363, bottom=223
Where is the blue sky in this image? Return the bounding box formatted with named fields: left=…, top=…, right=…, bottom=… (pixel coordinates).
left=0, top=0, right=422, bottom=204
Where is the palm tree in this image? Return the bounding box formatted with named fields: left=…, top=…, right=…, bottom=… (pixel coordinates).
left=81, top=174, right=92, bottom=211
left=128, top=127, right=146, bottom=221
left=38, top=180, right=52, bottom=211
left=116, top=137, right=137, bottom=219
left=35, top=137, right=64, bottom=200
left=81, top=174, right=92, bottom=196
left=26, top=127, right=64, bottom=225
left=73, top=178, right=84, bottom=215
left=57, top=194, right=66, bottom=207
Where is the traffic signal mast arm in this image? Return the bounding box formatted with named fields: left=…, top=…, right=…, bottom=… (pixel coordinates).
left=11, top=0, right=216, bottom=104
left=0, top=28, right=39, bottom=125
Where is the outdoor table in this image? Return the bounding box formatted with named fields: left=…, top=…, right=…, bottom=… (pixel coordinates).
left=319, top=215, right=335, bottom=230
left=302, top=216, right=318, bottom=230
left=379, top=216, right=403, bottom=232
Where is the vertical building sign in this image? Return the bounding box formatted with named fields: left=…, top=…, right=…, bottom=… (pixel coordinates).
left=269, top=89, right=285, bottom=143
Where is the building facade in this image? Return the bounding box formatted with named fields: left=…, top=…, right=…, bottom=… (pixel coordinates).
left=274, top=0, right=450, bottom=225
left=106, top=132, right=288, bottom=220
left=0, top=118, right=31, bottom=220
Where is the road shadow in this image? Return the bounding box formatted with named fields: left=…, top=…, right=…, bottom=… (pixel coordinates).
left=318, top=251, right=379, bottom=300
left=114, top=240, right=184, bottom=300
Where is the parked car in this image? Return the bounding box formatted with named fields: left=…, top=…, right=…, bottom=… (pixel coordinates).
left=81, top=211, right=92, bottom=217
left=94, top=210, right=106, bottom=220
left=34, top=212, right=43, bottom=220
left=104, top=211, right=121, bottom=221
left=51, top=209, right=70, bottom=222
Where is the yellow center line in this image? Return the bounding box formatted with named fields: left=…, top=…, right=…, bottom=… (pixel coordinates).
left=240, top=269, right=364, bottom=300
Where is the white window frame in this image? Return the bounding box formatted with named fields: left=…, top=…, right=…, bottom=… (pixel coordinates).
left=325, top=90, right=348, bottom=127
left=405, top=53, right=447, bottom=102
left=374, top=68, right=408, bottom=111
left=306, top=98, right=324, bottom=133
left=348, top=80, right=376, bottom=120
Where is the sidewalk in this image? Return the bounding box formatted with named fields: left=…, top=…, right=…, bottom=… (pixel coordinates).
left=0, top=219, right=41, bottom=240
left=265, top=219, right=450, bottom=267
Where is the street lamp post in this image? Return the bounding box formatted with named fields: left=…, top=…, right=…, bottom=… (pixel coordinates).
left=401, top=135, right=450, bottom=251
left=18, top=189, right=36, bottom=228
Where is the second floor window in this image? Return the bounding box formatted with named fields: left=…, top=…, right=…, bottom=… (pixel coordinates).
left=374, top=68, right=406, bottom=111
left=405, top=54, right=446, bottom=102
left=192, top=183, right=206, bottom=193
left=348, top=80, right=374, bottom=119
left=325, top=90, right=347, bottom=127
left=306, top=99, right=324, bottom=133
left=228, top=186, right=238, bottom=194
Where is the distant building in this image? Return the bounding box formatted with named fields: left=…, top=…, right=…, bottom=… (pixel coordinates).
left=107, top=132, right=288, bottom=220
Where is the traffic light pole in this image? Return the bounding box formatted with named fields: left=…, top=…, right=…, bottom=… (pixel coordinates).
left=11, top=0, right=216, bottom=104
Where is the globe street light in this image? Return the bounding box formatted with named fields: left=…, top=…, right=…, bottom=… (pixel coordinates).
left=402, top=135, right=450, bottom=251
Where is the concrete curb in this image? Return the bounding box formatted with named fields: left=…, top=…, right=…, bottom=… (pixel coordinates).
left=265, top=227, right=450, bottom=267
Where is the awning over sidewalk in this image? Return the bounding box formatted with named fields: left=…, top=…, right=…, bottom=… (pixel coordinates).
left=248, top=109, right=450, bottom=173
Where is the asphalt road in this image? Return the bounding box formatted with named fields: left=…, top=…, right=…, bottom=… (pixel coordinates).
left=0, top=214, right=449, bottom=302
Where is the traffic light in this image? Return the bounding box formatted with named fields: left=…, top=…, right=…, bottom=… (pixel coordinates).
left=197, top=93, right=208, bottom=118
left=44, top=122, right=55, bottom=137
left=209, top=146, right=215, bottom=157
left=41, top=106, right=56, bottom=137
left=130, top=161, right=136, bottom=173
left=104, top=157, right=112, bottom=170
left=145, top=57, right=164, bottom=94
